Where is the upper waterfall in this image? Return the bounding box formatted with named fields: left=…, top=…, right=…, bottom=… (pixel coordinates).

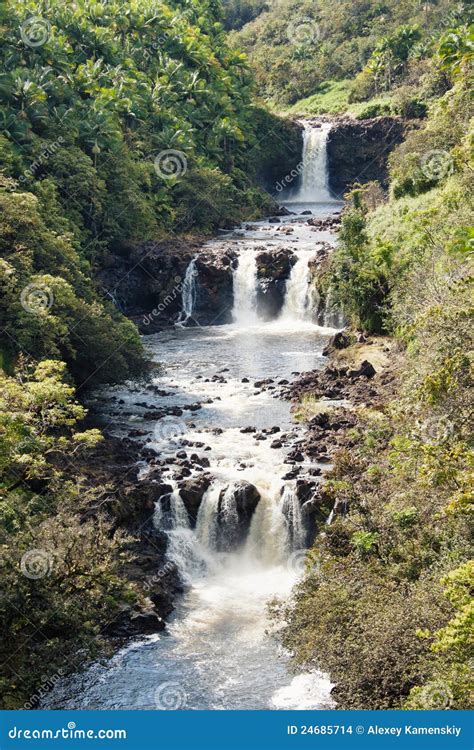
left=299, top=122, right=333, bottom=202
left=282, top=121, right=333, bottom=204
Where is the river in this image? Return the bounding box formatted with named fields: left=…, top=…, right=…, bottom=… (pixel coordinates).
left=44, top=123, right=342, bottom=711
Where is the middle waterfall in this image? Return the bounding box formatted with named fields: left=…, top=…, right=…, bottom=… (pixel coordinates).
left=232, top=249, right=259, bottom=325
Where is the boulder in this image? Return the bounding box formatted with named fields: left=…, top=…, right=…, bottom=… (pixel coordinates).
left=322, top=331, right=352, bottom=356
left=348, top=360, right=376, bottom=379
left=217, top=481, right=260, bottom=549
left=178, top=474, right=212, bottom=522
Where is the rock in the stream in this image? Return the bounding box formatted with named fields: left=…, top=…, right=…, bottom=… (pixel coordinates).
left=217, top=481, right=260, bottom=549
left=179, top=474, right=212, bottom=523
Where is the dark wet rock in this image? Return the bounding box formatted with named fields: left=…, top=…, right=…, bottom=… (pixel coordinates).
left=307, top=215, right=341, bottom=230
left=240, top=426, right=256, bottom=433
left=275, top=205, right=294, bottom=216
left=348, top=360, right=376, bottom=378
left=322, top=331, right=353, bottom=356
left=104, top=602, right=166, bottom=636
left=254, top=247, right=297, bottom=320
left=282, top=468, right=301, bottom=480
left=288, top=450, right=304, bottom=462
left=179, top=474, right=212, bottom=523
left=327, top=117, right=406, bottom=194
left=217, top=481, right=260, bottom=549
left=269, top=217, right=281, bottom=223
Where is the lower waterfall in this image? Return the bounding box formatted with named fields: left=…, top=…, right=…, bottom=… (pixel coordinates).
left=154, top=478, right=306, bottom=582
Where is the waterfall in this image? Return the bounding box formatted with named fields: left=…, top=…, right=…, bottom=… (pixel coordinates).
left=154, top=477, right=301, bottom=577
left=178, top=258, right=198, bottom=324
left=280, top=253, right=311, bottom=321
left=281, top=485, right=307, bottom=549
left=217, top=485, right=240, bottom=550
left=232, top=250, right=259, bottom=325
left=195, top=485, right=220, bottom=551
left=280, top=122, right=333, bottom=203
left=244, top=488, right=291, bottom=566
left=296, top=122, right=333, bottom=203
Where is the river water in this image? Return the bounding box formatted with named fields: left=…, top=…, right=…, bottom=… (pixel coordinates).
left=44, top=126, right=342, bottom=711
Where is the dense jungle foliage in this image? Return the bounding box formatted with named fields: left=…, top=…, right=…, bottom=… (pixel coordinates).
left=228, top=0, right=472, bottom=108
left=0, top=0, right=299, bottom=386
left=277, top=28, right=473, bottom=710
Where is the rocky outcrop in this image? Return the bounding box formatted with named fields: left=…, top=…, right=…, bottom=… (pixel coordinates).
left=61, top=435, right=182, bottom=637
left=217, top=481, right=260, bottom=550
left=189, top=251, right=237, bottom=326
left=96, top=240, right=239, bottom=332
left=179, top=474, right=212, bottom=523
left=327, top=117, right=406, bottom=195
left=96, top=239, right=199, bottom=332
left=255, top=247, right=296, bottom=320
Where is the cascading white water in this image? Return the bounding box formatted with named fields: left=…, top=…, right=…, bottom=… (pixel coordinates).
left=280, top=252, right=312, bottom=321
left=178, top=257, right=198, bottom=324
left=232, top=250, right=259, bottom=325
left=296, top=122, right=333, bottom=203
left=281, top=485, right=307, bottom=549
left=195, top=485, right=220, bottom=551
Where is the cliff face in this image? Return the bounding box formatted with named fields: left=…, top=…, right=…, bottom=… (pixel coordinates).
left=327, top=116, right=406, bottom=195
